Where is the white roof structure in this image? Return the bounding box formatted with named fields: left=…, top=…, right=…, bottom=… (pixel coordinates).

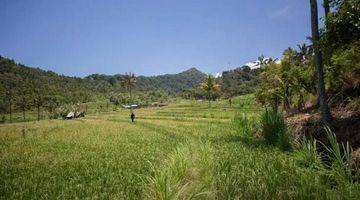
left=66, top=112, right=74, bottom=118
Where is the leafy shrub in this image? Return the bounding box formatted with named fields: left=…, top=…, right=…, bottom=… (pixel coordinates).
left=0, top=115, right=5, bottom=123
left=260, top=109, right=292, bottom=151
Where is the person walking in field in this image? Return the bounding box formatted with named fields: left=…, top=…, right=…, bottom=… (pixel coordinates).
left=130, top=111, right=135, bottom=122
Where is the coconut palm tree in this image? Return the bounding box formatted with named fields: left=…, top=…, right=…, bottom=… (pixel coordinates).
left=200, top=75, right=220, bottom=107
left=121, top=73, right=136, bottom=104
left=258, top=54, right=266, bottom=66
left=310, top=0, right=332, bottom=125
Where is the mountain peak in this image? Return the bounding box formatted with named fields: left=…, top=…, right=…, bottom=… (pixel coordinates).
left=183, top=67, right=201, bottom=72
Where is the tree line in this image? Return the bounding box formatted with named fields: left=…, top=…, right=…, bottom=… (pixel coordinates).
left=255, top=0, right=360, bottom=125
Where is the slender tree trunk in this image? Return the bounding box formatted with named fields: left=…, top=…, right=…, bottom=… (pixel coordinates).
left=208, top=92, right=211, bottom=108
left=310, top=0, right=332, bottom=125
left=22, top=106, right=26, bottom=121
left=297, top=93, right=304, bottom=112
left=37, top=104, right=40, bottom=121
left=22, top=97, right=26, bottom=121
left=283, top=86, right=291, bottom=112
left=272, top=97, right=279, bottom=114
left=323, top=0, right=330, bottom=17
left=129, top=87, right=132, bottom=104
left=9, top=98, right=12, bottom=123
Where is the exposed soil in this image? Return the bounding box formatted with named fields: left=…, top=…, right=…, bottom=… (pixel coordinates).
left=287, top=106, right=360, bottom=149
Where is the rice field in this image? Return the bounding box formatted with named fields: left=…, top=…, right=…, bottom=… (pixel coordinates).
left=1, top=95, right=360, bottom=199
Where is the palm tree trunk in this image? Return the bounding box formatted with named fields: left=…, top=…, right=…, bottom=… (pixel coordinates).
left=323, top=0, right=330, bottom=17
left=129, top=87, right=132, bottom=104
left=22, top=97, right=26, bottom=121
left=22, top=106, right=26, bottom=121
left=208, top=92, right=211, bottom=108
left=310, top=0, right=332, bottom=125
left=9, top=99, right=12, bottom=123
left=37, top=104, right=40, bottom=121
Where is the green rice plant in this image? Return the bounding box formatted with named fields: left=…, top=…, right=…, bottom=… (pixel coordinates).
left=2, top=97, right=360, bottom=199
left=145, top=142, right=215, bottom=200
left=260, top=109, right=292, bottom=151
left=322, top=127, right=353, bottom=187
left=232, top=113, right=256, bottom=138
left=145, top=146, right=190, bottom=200
left=294, top=138, right=323, bottom=170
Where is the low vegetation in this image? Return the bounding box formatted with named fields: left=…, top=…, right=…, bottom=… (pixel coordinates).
left=1, top=96, right=359, bottom=199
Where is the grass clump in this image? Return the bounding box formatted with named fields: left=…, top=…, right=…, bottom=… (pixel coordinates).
left=145, top=142, right=215, bottom=200
left=232, top=113, right=257, bottom=138
left=260, top=109, right=292, bottom=151
left=322, top=127, right=354, bottom=188
left=294, top=138, right=323, bottom=170
left=145, top=146, right=190, bottom=200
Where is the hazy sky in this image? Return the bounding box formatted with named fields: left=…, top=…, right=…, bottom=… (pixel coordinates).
left=0, top=0, right=325, bottom=77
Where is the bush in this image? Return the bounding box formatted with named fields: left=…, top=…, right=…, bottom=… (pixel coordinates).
left=260, top=109, right=292, bottom=151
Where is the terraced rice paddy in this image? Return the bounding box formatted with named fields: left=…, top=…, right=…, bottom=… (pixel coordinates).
left=1, top=96, right=360, bottom=199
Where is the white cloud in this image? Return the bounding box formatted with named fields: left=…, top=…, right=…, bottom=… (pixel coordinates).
left=270, top=6, right=290, bottom=18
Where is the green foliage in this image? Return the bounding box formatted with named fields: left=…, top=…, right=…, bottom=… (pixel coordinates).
left=321, top=0, right=360, bottom=61
left=294, top=138, right=323, bottom=170
left=109, top=90, right=169, bottom=106
left=200, top=75, right=220, bottom=106
left=260, top=109, right=292, bottom=151
left=255, top=47, right=315, bottom=113
left=232, top=113, right=257, bottom=138
left=322, top=127, right=353, bottom=187
left=1, top=98, right=360, bottom=199
left=255, top=62, right=283, bottom=112
left=221, top=67, right=260, bottom=98
left=328, top=40, right=360, bottom=103
left=0, top=57, right=206, bottom=122
left=145, top=142, right=214, bottom=200
left=86, top=67, right=206, bottom=94
left=121, top=72, right=137, bottom=100
left=255, top=1, right=360, bottom=112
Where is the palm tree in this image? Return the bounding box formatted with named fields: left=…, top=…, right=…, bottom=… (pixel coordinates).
left=121, top=73, right=137, bottom=104
left=201, top=75, right=220, bottom=107
left=258, top=54, right=266, bottom=66
left=310, top=0, right=332, bottom=125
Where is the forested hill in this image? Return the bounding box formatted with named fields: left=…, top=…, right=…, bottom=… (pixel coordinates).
left=0, top=56, right=206, bottom=102
left=86, top=67, right=207, bottom=93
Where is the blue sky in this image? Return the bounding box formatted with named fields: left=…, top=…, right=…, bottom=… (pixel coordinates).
left=0, top=0, right=325, bottom=77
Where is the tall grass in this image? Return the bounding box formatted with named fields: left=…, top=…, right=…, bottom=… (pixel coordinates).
left=322, top=127, right=353, bottom=188
left=2, top=97, right=360, bottom=199
left=260, top=109, right=292, bottom=151
left=145, top=146, right=190, bottom=200
left=145, top=142, right=214, bottom=200
left=294, top=138, right=323, bottom=170
left=232, top=113, right=256, bottom=138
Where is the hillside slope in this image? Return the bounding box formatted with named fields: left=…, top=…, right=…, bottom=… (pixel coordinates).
left=0, top=56, right=206, bottom=104
left=86, top=67, right=206, bottom=93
